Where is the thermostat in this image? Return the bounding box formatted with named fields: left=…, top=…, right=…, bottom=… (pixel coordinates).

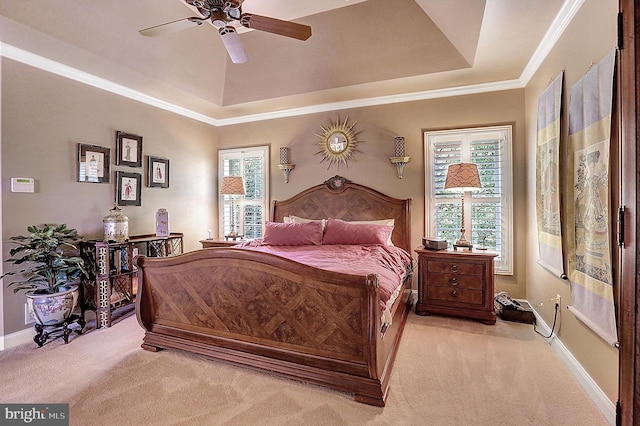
left=11, top=177, right=35, bottom=193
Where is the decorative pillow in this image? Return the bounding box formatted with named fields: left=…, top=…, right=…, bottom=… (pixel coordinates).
left=263, top=221, right=324, bottom=246
left=346, top=218, right=395, bottom=246
left=322, top=219, right=394, bottom=246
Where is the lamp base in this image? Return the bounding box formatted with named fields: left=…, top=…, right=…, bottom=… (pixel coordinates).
left=225, top=234, right=243, bottom=241
left=453, top=243, right=473, bottom=251
left=454, top=236, right=473, bottom=250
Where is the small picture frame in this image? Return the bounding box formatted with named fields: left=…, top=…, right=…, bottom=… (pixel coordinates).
left=147, top=156, right=170, bottom=188
left=116, top=131, right=143, bottom=168
left=77, top=143, right=110, bottom=183
left=115, top=171, right=142, bottom=206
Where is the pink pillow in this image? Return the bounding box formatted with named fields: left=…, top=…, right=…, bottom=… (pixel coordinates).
left=263, top=221, right=324, bottom=246
left=322, top=219, right=394, bottom=245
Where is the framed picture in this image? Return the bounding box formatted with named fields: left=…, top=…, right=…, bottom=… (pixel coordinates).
left=77, top=143, right=110, bottom=183
left=147, top=156, right=170, bottom=188
left=116, top=131, right=143, bottom=167
left=115, top=171, right=142, bottom=206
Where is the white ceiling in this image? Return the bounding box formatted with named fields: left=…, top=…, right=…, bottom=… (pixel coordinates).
left=0, top=0, right=573, bottom=125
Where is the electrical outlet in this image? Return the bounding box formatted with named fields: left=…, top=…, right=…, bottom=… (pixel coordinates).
left=553, top=294, right=561, bottom=306
left=24, top=303, right=35, bottom=325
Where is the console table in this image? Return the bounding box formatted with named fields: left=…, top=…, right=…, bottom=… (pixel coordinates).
left=130, top=233, right=184, bottom=257
left=80, top=240, right=136, bottom=329
left=415, top=247, right=498, bottom=324
left=80, top=233, right=184, bottom=328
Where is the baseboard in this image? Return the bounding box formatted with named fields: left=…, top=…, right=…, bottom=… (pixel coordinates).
left=532, top=304, right=616, bottom=425
left=1, top=327, right=34, bottom=350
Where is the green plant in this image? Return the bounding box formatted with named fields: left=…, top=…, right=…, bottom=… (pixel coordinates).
left=1, top=224, right=89, bottom=294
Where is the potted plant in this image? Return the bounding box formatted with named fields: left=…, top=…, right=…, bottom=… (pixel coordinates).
left=1, top=224, right=89, bottom=327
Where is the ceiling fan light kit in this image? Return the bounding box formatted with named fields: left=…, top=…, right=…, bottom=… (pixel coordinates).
left=140, top=0, right=312, bottom=64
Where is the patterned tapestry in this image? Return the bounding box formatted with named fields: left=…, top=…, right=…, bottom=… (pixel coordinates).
left=536, top=72, right=565, bottom=277
left=566, top=49, right=617, bottom=346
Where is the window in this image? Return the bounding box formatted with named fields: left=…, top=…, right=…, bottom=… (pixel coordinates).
left=424, top=126, right=513, bottom=274
left=218, top=146, right=269, bottom=240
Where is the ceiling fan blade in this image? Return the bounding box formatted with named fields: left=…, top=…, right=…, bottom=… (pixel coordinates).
left=219, top=26, right=248, bottom=64
left=240, top=14, right=312, bottom=41
left=139, top=17, right=205, bottom=37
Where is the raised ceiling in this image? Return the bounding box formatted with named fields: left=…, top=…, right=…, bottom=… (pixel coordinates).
left=0, top=0, right=570, bottom=125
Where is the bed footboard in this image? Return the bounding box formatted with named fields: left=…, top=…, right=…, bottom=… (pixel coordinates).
left=135, top=248, right=412, bottom=406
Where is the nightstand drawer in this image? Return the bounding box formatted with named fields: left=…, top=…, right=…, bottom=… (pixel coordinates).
left=427, top=260, right=483, bottom=275
left=426, top=272, right=483, bottom=290
left=427, top=286, right=484, bottom=305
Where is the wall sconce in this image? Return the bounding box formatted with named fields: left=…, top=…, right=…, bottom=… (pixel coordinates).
left=278, top=147, right=295, bottom=183
left=390, top=136, right=410, bottom=178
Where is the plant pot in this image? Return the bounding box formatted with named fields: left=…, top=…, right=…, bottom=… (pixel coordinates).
left=27, top=285, right=79, bottom=326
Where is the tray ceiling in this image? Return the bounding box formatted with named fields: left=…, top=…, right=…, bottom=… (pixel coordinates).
left=0, top=0, right=567, bottom=124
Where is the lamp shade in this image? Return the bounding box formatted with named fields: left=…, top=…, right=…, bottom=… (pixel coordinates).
left=220, top=176, right=245, bottom=195
left=444, top=163, right=482, bottom=190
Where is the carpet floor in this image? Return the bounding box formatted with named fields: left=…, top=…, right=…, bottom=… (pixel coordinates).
left=0, top=311, right=609, bottom=425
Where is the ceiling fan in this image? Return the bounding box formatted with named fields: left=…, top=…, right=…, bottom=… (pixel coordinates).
left=139, top=0, right=312, bottom=64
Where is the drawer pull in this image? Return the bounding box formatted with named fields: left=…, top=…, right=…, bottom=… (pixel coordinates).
left=450, top=265, right=458, bottom=273
left=451, top=290, right=458, bottom=298
left=450, top=278, right=458, bottom=286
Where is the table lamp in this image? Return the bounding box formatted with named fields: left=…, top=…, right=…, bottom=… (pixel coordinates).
left=220, top=176, right=245, bottom=238
left=444, top=163, right=482, bottom=248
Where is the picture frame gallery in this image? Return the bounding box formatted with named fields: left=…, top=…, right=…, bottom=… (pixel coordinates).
left=78, top=131, right=169, bottom=206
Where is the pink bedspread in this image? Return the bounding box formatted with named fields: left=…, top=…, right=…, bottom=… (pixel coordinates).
left=235, top=241, right=412, bottom=318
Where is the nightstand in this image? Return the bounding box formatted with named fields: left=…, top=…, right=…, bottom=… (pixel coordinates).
left=200, top=239, right=242, bottom=248
left=414, top=247, right=498, bottom=324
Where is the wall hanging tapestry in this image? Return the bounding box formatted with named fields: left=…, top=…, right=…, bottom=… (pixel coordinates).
left=567, top=49, right=617, bottom=346
left=536, top=71, right=565, bottom=277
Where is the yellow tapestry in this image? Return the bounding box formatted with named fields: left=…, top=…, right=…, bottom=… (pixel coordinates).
left=566, top=49, right=617, bottom=346
left=536, top=72, right=564, bottom=277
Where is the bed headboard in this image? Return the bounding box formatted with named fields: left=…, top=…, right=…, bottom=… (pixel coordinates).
left=271, top=176, right=412, bottom=253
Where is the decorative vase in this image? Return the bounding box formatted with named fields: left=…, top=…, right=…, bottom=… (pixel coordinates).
left=103, top=204, right=129, bottom=242
left=26, top=285, right=79, bottom=326
left=156, top=208, right=169, bottom=237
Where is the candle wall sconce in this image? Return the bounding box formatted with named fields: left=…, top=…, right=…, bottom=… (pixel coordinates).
left=278, top=147, right=295, bottom=183
left=390, top=136, right=410, bottom=178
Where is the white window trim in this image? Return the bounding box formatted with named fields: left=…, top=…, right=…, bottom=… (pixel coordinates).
left=218, top=146, right=270, bottom=239
left=424, top=125, right=513, bottom=275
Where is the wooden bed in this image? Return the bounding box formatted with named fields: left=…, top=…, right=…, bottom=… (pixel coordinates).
left=135, top=176, right=413, bottom=406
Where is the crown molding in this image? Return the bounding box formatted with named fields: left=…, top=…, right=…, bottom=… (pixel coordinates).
left=519, top=0, right=585, bottom=85
left=0, top=43, right=219, bottom=126
left=215, top=79, right=525, bottom=126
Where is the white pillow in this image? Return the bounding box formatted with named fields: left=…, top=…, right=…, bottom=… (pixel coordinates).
left=284, top=215, right=327, bottom=230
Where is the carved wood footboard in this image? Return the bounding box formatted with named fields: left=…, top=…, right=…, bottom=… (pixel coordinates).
left=136, top=248, right=412, bottom=405
left=136, top=176, right=413, bottom=405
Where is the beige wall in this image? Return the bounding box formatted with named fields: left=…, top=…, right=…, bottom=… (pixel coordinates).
left=524, top=0, right=618, bottom=402
left=217, top=89, right=527, bottom=298
left=1, top=59, right=218, bottom=333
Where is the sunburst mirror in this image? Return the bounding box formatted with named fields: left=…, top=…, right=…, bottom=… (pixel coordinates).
left=315, top=116, right=362, bottom=169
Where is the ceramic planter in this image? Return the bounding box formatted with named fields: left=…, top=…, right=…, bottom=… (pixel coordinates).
left=26, top=285, right=79, bottom=326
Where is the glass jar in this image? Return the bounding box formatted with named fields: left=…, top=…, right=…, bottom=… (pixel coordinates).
left=103, top=204, right=129, bottom=242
